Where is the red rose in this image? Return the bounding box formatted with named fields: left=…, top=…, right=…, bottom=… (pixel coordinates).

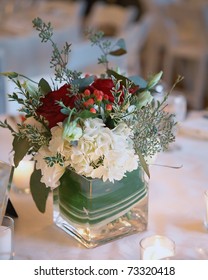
left=88, top=78, right=138, bottom=103
left=88, top=78, right=115, bottom=102
left=36, top=84, right=77, bottom=128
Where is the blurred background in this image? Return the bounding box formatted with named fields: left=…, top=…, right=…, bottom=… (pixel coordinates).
left=0, top=0, right=208, bottom=114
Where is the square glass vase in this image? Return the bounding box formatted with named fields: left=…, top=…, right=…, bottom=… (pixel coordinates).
left=53, top=167, right=148, bottom=248
left=0, top=161, right=11, bottom=224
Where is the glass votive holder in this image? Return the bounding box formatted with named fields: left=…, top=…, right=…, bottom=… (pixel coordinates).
left=140, top=235, right=175, bottom=260
left=0, top=216, right=14, bottom=260
left=0, top=161, right=11, bottom=224
left=166, top=91, right=187, bottom=122
left=204, top=190, right=208, bottom=229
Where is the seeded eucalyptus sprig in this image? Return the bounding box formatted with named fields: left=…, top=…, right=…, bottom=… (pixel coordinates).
left=126, top=101, right=176, bottom=160
left=86, top=30, right=111, bottom=69
left=32, top=17, right=53, bottom=43
left=32, top=18, right=127, bottom=85
left=86, top=29, right=127, bottom=70
left=32, top=17, right=80, bottom=84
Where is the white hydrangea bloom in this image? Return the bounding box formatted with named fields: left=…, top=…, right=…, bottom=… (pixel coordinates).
left=35, top=117, right=139, bottom=187
left=49, top=124, right=65, bottom=152
left=69, top=118, right=138, bottom=182
left=49, top=123, right=72, bottom=158
left=34, top=124, right=71, bottom=189
left=34, top=146, right=66, bottom=189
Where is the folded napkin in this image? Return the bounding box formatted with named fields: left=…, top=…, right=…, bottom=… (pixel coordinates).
left=179, top=111, right=208, bottom=141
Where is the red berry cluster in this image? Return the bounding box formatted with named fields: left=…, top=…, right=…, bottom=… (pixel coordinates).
left=82, top=89, right=113, bottom=114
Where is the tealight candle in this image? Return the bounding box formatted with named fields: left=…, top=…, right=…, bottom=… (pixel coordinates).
left=204, top=190, right=208, bottom=229
left=12, top=160, right=34, bottom=193
left=140, top=235, right=175, bottom=260
left=0, top=216, right=14, bottom=260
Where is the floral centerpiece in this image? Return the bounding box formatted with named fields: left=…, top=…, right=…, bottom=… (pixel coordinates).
left=0, top=18, right=178, bottom=248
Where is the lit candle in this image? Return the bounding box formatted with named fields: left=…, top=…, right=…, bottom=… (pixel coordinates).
left=13, top=160, right=34, bottom=193
left=0, top=226, right=12, bottom=260
left=140, top=235, right=175, bottom=260
left=0, top=216, right=13, bottom=260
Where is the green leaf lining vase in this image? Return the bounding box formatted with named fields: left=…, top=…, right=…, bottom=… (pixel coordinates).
left=53, top=167, right=148, bottom=248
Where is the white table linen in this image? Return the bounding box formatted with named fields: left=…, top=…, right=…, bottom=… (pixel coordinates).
left=0, top=112, right=208, bottom=260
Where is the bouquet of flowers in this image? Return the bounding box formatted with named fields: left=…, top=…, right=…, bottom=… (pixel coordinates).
left=0, top=18, right=177, bottom=214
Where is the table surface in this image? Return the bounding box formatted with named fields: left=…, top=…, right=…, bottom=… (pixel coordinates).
left=0, top=112, right=208, bottom=260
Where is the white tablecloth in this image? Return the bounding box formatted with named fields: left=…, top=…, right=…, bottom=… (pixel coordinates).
left=0, top=112, right=208, bottom=260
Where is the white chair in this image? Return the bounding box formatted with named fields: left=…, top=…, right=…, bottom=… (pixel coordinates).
left=83, top=2, right=137, bottom=36
left=117, top=14, right=154, bottom=76
left=140, top=4, right=174, bottom=77
left=162, top=3, right=208, bottom=109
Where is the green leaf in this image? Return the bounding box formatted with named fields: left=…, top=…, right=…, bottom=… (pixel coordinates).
left=38, top=78, right=52, bottom=95
left=129, top=75, right=147, bottom=88
left=60, top=108, right=71, bottom=115
left=30, top=168, right=50, bottom=213
left=78, top=110, right=98, bottom=119
left=107, top=70, right=148, bottom=93
left=107, top=69, right=131, bottom=85
left=12, top=136, right=31, bottom=167
left=109, top=39, right=127, bottom=56
left=72, top=76, right=94, bottom=91
left=135, top=90, right=153, bottom=109
left=0, top=72, right=18, bottom=78
left=136, top=148, right=150, bottom=178
left=147, top=71, right=163, bottom=89
left=105, top=116, right=115, bottom=129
